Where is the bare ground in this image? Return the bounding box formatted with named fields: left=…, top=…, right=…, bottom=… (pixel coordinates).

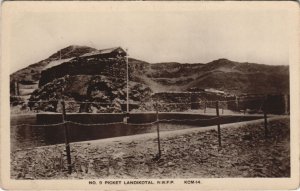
left=11, top=116, right=290, bottom=179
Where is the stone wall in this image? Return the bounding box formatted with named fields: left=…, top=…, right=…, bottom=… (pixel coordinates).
left=39, top=55, right=127, bottom=87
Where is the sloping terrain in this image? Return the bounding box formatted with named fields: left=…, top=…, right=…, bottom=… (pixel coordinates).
left=10, top=45, right=289, bottom=102
left=184, top=59, right=289, bottom=94
left=28, top=75, right=152, bottom=112
left=142, top=59, right=289, bottom=94
left=127, top=58, right=289, bottom=94
left=10, top=45, right=97, bottom=83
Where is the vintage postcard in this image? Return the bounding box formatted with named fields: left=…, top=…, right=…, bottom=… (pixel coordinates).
left=1, top=1, right=299, bottom=190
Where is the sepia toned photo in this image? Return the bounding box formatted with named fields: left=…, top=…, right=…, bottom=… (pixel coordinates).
left=1, top=1, right=299, bottom=190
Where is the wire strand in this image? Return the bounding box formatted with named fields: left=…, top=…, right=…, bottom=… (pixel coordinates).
left=11, top=122, right=65, bottom=128
left=11, top=98, right=265, bottom=105
left=11, top=116, right=233, bottom=128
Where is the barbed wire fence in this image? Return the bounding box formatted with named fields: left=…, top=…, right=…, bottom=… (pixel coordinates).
left=11, top=97, right=274, bottom=174
left=10, top=98, right=263, bottom=114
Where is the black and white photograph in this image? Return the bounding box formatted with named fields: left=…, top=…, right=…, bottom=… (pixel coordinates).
left=1, top=1, right=299, bottom=190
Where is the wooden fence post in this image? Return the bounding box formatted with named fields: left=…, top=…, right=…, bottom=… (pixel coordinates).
left=190, top=93, right=192, bottom=110
left=236, top=96, right=239, bottom=112
left=216, top=101, right=221, bottom=147
left=221, top=103, right=224, bottom=114
left=17, top=82, right=20, bottom=96
left=61, top=100, right=72, bottom=174
left=15, top=81, right=19, bottom=96
left=263, top=96, right=269, bottom=138
left=155, top=101, right=161, bottom=158
left=263, top=98, right=268, bottom=138
left=264, top=111, right=268, bottom=138
left=284, top=94, right=289, bottom=114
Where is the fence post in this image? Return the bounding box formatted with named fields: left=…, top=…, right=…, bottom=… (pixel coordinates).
left=61, top=100, right=72, bottom=174
left=190, top=93, right=192, bottom=110
left=236, top=96, right=239, bottom=112
left=155, top=101, right=161, bottom=158
left=264, top=111, right=268, bottom=138
left=15, top=81, right=19, bottom=96
left=216, top=101, right=221, bottom=147
left=263, top=99, right=268, bottom=138
left=17, top=82, right=20, bottom=96
left=221, top=103, right=224, bottom=114
left=284, top=94, right=289, bottom=114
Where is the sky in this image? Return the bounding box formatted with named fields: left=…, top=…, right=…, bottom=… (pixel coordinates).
left=6, top=3, right=289, bottom=73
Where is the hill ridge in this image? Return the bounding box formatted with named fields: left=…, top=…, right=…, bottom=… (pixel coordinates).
left=10, top=45, right=289, bottom=97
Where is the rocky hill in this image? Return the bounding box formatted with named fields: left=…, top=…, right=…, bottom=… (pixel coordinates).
left=131, top=58, right=289, bottom=95
left=10, top=45, right=97, bottom=84
left=171, top=58, right=289, bottom=94
left=10, top=45, right=289, bottom=107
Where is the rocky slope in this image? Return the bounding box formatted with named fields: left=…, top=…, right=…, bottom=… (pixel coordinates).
left=142, top=59, right=289, bottom=94
left=28, top=75, right=152, bottom=112
left=10, top=45, right=289, bottom=105
left=10, top=45, right=97, bottom=83
left=184, top=59, right=289, bottom=94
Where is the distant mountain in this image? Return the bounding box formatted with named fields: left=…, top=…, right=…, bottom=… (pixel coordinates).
left=129, top=58, right=289, bottom=95
left=185, top=59, right=289, bottom=94
left=10, top=45, right=289, bottom=100
left=146, top=58, right=289, bottom=94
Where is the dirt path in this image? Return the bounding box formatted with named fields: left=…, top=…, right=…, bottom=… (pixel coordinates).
left=11, top=116, right=290, bottom=179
